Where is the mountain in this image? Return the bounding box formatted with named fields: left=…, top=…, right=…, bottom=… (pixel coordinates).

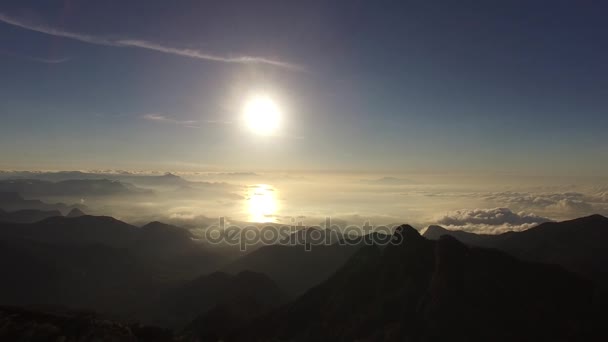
left=0, top=179, right=152, bottom=197
left=147, top=271, right=287, bottom=328
left=0, top=191, right=85, bottom=214
left=211, top=225, right=595, bottom=341
left=0, top=216, right=227, bottom=320
left=135, top=221, right=224, bottom=279
left=0, top=216, right=224, bottom=277
left=423, top=224, right=492, bottom=245
left=0, top=170, right=188, bottom=188
left=118, top=172, right=189, bottom=188
left=0, top=208, right=62, bottom=223
left=483, top=215, right=608, bottom=275
left=224, top=242, right=362, bottom=295
left=0, top=237, right=157, bottom=315
left=66, top=207, right=86, bottom=217
left=423, top=215, right=608, bottom=277
left=278, top=227, right=344, bottom=246
left=0, top=215, right=140, bottom=247
left=224, top=230, right=393, bottom=295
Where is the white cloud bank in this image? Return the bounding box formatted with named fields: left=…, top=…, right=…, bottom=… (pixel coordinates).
left=437, top=207, right=551, bottom=234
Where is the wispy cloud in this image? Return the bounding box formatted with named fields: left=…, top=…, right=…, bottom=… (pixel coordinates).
left=141, top=114, right=231, bottom=128
left=142, top=114, right=199, bottom=128
left=0, top=13, right=299, bottom=70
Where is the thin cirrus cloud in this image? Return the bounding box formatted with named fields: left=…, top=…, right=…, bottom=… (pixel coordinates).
left=142, top=114, right=232, bottom=128
left=0, top=12, right=299, bottom=69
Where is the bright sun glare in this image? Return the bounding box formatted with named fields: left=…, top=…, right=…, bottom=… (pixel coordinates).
left=247, top=184, right=278, bottom=223
left=243, top=95, right=281, bottom=135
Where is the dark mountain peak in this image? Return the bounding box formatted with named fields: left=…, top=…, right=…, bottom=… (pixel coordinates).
left=423, top=225, right=452, bottom=240
left=141, top=221, right=187, bottom=231
left=162, top=172, right=182, bottom=179
left=391, top=224, right=425, bottom=246
left=394, top=224, right=420, bottom=236
left=423, top=224, right=491, bottom=245
left=234, top=219, right=594, bottom=342
left=424, top=225, right=449, bottom=234
left=383, top=224, right=434, bottom=271
left=66, top=207, right=85, bottom=218
left=141, top=221, right=193, bottom=240
left=141, top=220, right=173, bottom=230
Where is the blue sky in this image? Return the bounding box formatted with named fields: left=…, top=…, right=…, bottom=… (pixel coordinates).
left=1, top=0, right=607, bottom=175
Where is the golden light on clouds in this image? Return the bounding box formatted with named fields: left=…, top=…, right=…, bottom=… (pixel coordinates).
left=247, top=184, right=279, bottom=223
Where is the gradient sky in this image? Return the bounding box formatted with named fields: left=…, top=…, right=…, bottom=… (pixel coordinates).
left=1, top=0, right=607, bottom=175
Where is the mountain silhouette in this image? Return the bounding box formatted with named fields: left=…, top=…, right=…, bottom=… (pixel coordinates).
left=0, top=208, right=62, bottom=223
left=146, top=271, right=287, bottom=328
left=0, top=215, right=226, bottom=321
left=0, top=191, right=85, bottom=214
left=205, top=225, right=595, bottom=341
left=423, top=224, right=491, bottom=245
left=224, top=242, right=362, bottom=295
left=0, top=179, right=151, bottom=197
left=0, top=212, right=606, bottom=340
left=423, top=214, right=608, bottom=277
left=66, top=207, right=86, bottom=217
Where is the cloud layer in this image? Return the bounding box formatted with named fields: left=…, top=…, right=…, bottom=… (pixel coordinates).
left=0, top=13, right=298, bottom=69
left=141, top=114, right=232, bottom=127
left=437, top=207, right=551, bottom=234
left=483, top=191, right=604, bottom=216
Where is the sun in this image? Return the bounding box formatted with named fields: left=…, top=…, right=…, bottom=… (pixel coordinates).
left=243, top=95, right=281, bottom=135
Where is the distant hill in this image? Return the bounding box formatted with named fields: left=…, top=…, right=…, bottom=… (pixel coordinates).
left=0, top=215, right=224, bottom=276
left=66, top=207, right=86, bottom=218
left=0, top=170, right=186, bottom=185
left=0, top=171, right=196, bottom=189
left=210, top=226, right=596, bottom=342
left=147, top=271, right=287, bottom=328
left=0, top=208, right=62, bottom=223
left=423, top=224, right=493, bottom=245
left=0, top=215, right=226, bottom=321
left=0, top=179, right=152, bottom=197
left=224, top=242, right=362, bottom=295
left=0, top=192, right=85, bottom=214
left=0, top=215, right=140, bottom=247
left=224, top=230, right=395, bottom=295
left=423, top=214, right=608, bottom=277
